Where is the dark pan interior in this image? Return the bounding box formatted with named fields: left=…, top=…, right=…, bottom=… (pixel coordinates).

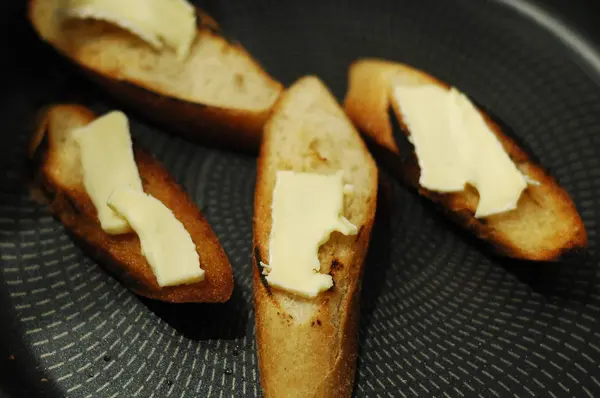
left=1, top=0, right=600, bottom=397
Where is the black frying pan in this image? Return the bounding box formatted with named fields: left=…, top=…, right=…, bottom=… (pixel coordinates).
left=1, top=0, right=600, bottom=397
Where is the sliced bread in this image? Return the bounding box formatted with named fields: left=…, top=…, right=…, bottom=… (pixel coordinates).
left=344, top=59, right=587, bottom=261
left=28, top=0, right=283, bottom=152
left=29, top=104, right=234, bottom=303
left=253, top=76, right=378, bottom=397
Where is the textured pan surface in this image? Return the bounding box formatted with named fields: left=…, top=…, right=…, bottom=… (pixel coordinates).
left=1, top=0, right=600, bottom=397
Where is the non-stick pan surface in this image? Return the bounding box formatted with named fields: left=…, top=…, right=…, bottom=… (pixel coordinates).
left=1, top=0, right=600, bottom=397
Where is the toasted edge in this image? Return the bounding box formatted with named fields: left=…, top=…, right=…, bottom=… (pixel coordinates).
left=252, top=76, right=378, bottom=397
left=344, top=58, right=587, bottom=261
left=27, top=1, right=284, bottom=153
left=29, top=104, right=234, bottom=303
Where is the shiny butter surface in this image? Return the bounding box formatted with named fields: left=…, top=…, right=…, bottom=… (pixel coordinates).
left=393, top=84, right=528, bottom=218
left=108, top=189, right=204, bottom=287
left=73, top=111, right=143, bottom=234
left=263, top=170, right=358, bottom=298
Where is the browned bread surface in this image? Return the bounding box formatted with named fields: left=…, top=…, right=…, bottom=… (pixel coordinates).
left=28, top=0, right=283, bottom=152
left=344, top=59, right=587, bottom=261
left=29, top=104, right=233, bottom=303
left=253, top=76, right=378, bottom=397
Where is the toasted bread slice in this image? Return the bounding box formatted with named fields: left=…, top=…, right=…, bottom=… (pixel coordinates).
left=27, top=0, right=283, bottom=152
left=28, top=104, right=233, bottom=303
left=253, top=76, right=378, bottom=397
left=344, top=59, right=587, bottom=261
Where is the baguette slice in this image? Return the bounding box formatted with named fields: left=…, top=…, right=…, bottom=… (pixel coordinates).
left=344, top=59, right=587, bottom=261
left=253, top=76, right=378, bottom=397
left=28, top=104, right=233, bottom=303
left=27, top=0, right=283, bottom=152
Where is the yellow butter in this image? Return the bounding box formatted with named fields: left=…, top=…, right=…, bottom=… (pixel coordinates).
left=262, top=170, right=358, bottom=298
left=66, top=0, right=196, bottom=59
left=393, top=84, right=529, bottom=218
left=73, top=111, right=143, bottom=234
left=108, top=188, right=204, bottom=287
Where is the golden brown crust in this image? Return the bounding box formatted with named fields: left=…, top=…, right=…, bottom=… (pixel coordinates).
left=29, top=104, right=233, bottom=303
left=27, top=1, right=283, bottom=153
left=253, top=76, right=378, bottom=397
left=344, top=59, right=587, bottom=261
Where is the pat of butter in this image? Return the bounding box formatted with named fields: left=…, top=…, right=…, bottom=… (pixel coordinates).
left=108, top=189, right=204, bottom=287
left=73, top=111, right=143, bottom=234
left=262, top=170, right=358, bottom=298
left=393, top=84, right=529, bottom=218
left=66, top=0, right=196, bottom=59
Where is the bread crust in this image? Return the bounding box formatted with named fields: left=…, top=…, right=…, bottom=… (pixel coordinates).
left=29, top=104, right=233, bottom=303
left=27, top=1, right=283, bottom=153
left=344, top=59, right=587, bottom=261
left=253, top=76, right=378, bottom=397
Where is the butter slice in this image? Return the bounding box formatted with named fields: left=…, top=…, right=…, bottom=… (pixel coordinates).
left=263, top=171, right=358, bottom=298
left=108, top=189, right=204, bottom=287
left=73, top=111, right=143, bottom=234
left=66, top=0, right=196, bottom=59
left=393, top=84, right=528, bottom=218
